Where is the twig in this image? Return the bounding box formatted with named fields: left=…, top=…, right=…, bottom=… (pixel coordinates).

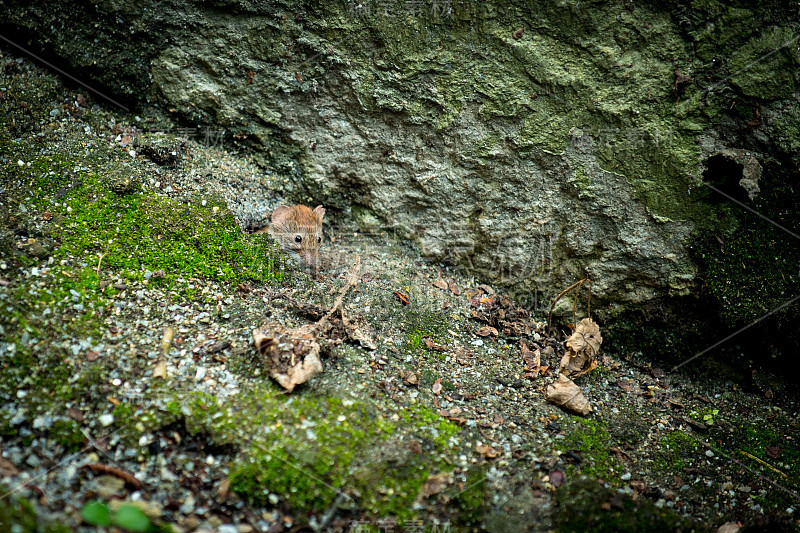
left=312, top=256, right=361, bottom=334
left=572, top=279, right=584, bottom=325
left=81, top=463, right=142, bottom=489
left=547, top=277, right=592, bottom=336
left=96, top=252, right=107, bottom=277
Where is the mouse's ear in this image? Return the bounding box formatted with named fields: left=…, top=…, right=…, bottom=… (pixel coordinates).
left=313, top=205, right=326, bottom=223
left=271, top=205, right=292, bottom=225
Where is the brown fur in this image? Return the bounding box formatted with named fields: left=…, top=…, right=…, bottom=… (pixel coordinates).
left=257, top=205, right=325, bottom=277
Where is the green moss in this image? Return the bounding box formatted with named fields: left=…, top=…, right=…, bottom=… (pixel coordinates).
left=165, top=385, right=462, bottom=520
left=2, top=156, right=286, bottom=286
left=558, top=417, right=623, bottom=484
left=454, top=466, right=487, bottom=526
left=0, top=497, right=72, bottom=533
left=395, top=305, right=450, bottom=353
left=728, top=27, right=800, bottom=99
left=112, top=403, right=136, bottom=424
left=713, top=417, right=800, bottom=509
left=49, top=419, right=84, bottom=453
left=653, top=430, right=701, bottom=472
left=573, top=165, right=592, bottom=192
left=555, top=478, right=709, bottom=533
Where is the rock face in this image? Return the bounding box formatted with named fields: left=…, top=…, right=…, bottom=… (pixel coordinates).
left=5, top=0, right=799, bottom=317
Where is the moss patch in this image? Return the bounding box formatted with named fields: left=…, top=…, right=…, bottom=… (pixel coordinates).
left=3, top=155, right=286, bottom=286
left=713, top=416, right=800, bottom=511
left=728, top=26, right=800, bottom=99
left=555, top=478, right=709, bottom=533
left=168, top=384, right=464, bottom=520
left=558, top=417, right=623, bottom=485
left=653, top=430, right=701, bottom=473
left=0, top=497, right=71, bottom=533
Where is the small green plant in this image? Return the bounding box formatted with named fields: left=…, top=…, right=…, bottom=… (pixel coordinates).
left=81, top=501, right=154, bottom=532
left=702, top=409, right=719, bottom=425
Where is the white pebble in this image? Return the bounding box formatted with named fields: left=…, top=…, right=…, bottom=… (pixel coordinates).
left=99, top=414, right=114, bottom=427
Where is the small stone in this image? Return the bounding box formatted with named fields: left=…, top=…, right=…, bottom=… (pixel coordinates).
left=705, top=450, right=714, bottom=458
left=96, top=475, right=125, bottom=499
left=181, top=516, right=199, bottom=530
left=99, top=414, right=114, bottom=427
left=195, top=367, right=207, bottom=381
left=32, top=415, right=52, bottom=429
left=218, top=525, right=237, bottom=533
left=179, top=494, right=196, bottom=515
left=620, top=472, right=631, bottom=481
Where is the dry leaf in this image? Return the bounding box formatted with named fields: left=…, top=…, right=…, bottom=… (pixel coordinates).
left=253, top=323, right=322, bottom=392
left=618, top=380, right=635, bottom=393
left=560, top=318, right=602, bottom=378
left=400, top=370, right=419, bottom=386
left=424, top=338, right=447, bottom=351
left=463, top=287, right=481, bottom=299
left=548, top=469, right=565, bottom=487
left=420, top=472, right=453, bottom=498
left=565, top=318, right=602, bottom=356
left=716, top=523, right=741, bottom=533
left=432, top=378, right=442, bottom=395
left=475, top=444, right=500, bottom=459
left=253, top=257, right=362, bottom=391
left=520, top=339, right=540, bottom=370
left=545, top=374, right=592, bottom=415
left=448, top=280, right=461, bottom=296
left=559, top=350, right=598, bottom=378
left=432, top=279, right=448, bottom=290
left=476, top=326, right=498, bottom=337
left=0, top=456, right=19, bottom=477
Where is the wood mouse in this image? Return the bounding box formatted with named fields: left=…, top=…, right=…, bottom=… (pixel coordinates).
left=256, top=204, right=325, bottom=278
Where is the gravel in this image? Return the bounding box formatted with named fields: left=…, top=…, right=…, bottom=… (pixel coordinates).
left=1, top=48, right=799, bottom=533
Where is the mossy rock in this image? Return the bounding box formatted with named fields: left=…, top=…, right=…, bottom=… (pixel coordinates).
left=728, top=27, right=800, bottom=99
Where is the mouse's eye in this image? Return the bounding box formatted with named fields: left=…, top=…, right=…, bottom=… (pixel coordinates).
left=317, top=236, right=322, bottom=243
left=294, top=235, right=302, bottom=243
